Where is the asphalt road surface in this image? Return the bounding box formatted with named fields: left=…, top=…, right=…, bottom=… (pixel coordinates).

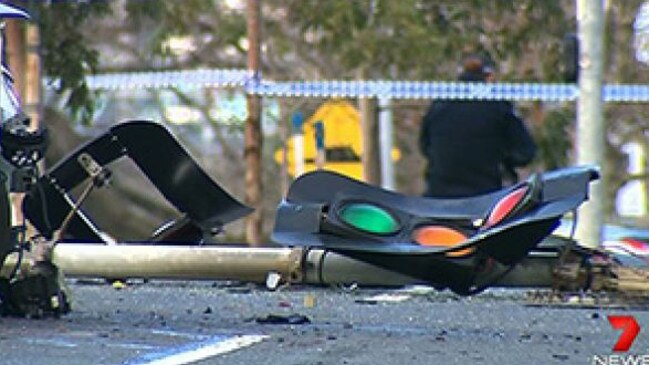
left=0, top=279, right=647, bottom=365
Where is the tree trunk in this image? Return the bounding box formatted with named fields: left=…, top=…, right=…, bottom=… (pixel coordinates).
left=245, top=0, right=263, bottom=245
left=359, top=96, right=381, bottom=185
left=357, top=66, right=380, bottom=185
left=4, top=21, right=25, bottom=96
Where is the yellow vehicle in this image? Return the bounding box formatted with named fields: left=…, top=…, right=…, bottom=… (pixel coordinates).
left=275, top=99, right=399, bottom=181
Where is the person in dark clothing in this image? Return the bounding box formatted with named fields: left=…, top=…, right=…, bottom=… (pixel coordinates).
left=419, top=54, right=537, bottom=198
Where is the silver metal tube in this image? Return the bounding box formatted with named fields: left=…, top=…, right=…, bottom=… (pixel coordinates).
left=52, top=244, right=303, bottom=282
left=303, top=249, right=419, bottom=286
left=51, top=244, right=419, bottom=286
left=378, top=97, right=394, bottom=190
left=48, top=243, right=557, bottom=288
left=575, top=0, right=605, bottom=248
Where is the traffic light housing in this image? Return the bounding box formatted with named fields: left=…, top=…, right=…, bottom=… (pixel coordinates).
left=273, top=167, right=598, bottom=294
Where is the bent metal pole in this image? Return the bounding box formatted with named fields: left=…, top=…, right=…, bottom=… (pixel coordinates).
left=42, top=243, right=557, bottom=288
left=49, top=243, right=418, bottom=286
left=51, top=244, right=304, bottom=283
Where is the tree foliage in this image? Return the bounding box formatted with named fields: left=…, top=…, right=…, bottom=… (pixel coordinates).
left=13, top=1, right=110, bottom=124
left=271, top=0, right=574, bottom=81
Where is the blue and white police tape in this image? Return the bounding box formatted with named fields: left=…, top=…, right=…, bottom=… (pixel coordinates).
left=72, top=68, right=649, bottom=102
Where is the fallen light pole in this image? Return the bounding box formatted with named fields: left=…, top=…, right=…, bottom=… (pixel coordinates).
left=10, top=235, right=649, bottom=314
left=52, top=244, right=305, bottom=284
left=27, top=242, right=559, bottom=288
left=45, top=240, right=649, bottom=309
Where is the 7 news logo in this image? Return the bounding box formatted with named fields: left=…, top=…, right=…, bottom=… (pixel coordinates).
left=609, top=316, right=641, bottom=352
left=592, top=315, right=644, bottom=365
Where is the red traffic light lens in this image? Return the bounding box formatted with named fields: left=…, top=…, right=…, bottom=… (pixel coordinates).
left=484, top=186, right=529, bottom=228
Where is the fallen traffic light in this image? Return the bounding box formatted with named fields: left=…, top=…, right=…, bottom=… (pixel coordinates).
left=273, top=167, right=598, bottom=294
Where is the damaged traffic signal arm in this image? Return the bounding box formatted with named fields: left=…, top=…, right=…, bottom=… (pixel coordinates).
left=23, top=120, right=252, bottom=242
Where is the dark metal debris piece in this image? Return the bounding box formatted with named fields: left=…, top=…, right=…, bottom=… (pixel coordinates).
left=255, top=313, right=311, bottom=325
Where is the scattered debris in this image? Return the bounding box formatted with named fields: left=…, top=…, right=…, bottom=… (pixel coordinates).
left=552, top=354, right=570, bottom=361
left=227, top=287, right=252, bottom=294
left=255, top=314, right=311, bottom=325
left=354, top=298, right=377, bottom=305
left=303, top=294, right=316, bottom=308
left=339, top=283, right=358, bottom=292
left=211, top=280, right=246, bottom=289
left=266, top=272, right=282, bottom=291
left=526, top=290, right=649, bottom=309
left=398, top=285, right=437, bottom=296
left=112, top=281, right=127, bottom=290
left=527, top=244, right=649, bottom=309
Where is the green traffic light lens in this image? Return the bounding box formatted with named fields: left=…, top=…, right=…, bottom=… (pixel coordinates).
left=339, top=203, right=399, bottom=235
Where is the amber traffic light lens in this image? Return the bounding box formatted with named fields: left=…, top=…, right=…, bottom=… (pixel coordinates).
left=412, top=226, right=472, bottom=257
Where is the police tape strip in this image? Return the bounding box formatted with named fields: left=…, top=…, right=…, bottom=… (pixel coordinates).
left=53, top=68, right=649, bottom=102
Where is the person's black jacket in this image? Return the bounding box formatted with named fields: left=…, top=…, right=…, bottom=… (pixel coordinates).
left=419, top=100, right=536, bottom=198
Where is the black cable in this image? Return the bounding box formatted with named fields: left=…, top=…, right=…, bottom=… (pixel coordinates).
left=57, top=179, right=95, bottom=241
left=36, top=180, right=53, bottom=235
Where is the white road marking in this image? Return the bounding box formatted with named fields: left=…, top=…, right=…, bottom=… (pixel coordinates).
left=362, top=293, right=412, bottom=303
left=126, top=335, right=268, bottom=365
